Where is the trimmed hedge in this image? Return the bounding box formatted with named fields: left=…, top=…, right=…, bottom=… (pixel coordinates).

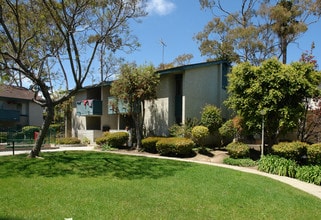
left=156, top=137, right=195, bottom=157
left=191, top=126, right=209, bottom=147
left=307, top=144, right=321, bottom=165
left=95, top=132, right=129, bottom=148
left=141, top=137, right=164, bottom=153
left=56, top=137, right=81, bottom=145
left=22, top=126, right=40, bottom=139
left=272, top=141, right=308, bottom=163
left=225, top=142, right=249, bottom=159
left=258, top=155, right=297, bottom=178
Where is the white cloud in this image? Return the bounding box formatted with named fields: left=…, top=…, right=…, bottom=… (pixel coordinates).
left=146, top=0, right=176, bottom=16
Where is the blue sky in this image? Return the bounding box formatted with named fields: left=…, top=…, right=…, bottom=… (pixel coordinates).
left=118, top=0, right=321, bottom=67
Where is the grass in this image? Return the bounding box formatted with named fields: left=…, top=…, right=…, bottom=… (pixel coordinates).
left=0, top=151, right=321, bottom=219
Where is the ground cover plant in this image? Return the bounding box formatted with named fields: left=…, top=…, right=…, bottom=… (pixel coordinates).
left=0, top=151, right=321, bottom=219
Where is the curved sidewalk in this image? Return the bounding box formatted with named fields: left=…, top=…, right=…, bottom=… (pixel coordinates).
left=1, top=146, right=321, bottom=200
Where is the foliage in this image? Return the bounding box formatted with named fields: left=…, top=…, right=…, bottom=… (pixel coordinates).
left=295, top=165, right=321, bottom=185
left=191, top=125, right=209, bottom=147
left=200, top=104, right=222, bottom=134
left=141, top=137, right=164, bottom=153
left=56, top=137, right=81, bottom=145
left=196, top=0, right=319, bottom=65
left=0, top=1, right=146, bottom=157
left=168, top=118, right=199, bottom=138
left=258, top=155, right=297, bottom=178
left=219, top=119, right=236, bottom=145
left=223, top=158, right=257, bottom=167
left=95, top=132, right=129, bottom=148
left=226, top=58, right=321, bottom=147
left=307, top=144, right=321, bottom=165
left=156, top=137, right=195, bottom=157
left=225, top=142, right=250, bottom=159
left=272, top=141, right=308, bottom=163
left=22, top=126, right=40, bottom=139
left=110, top=63, right=160, bottom=149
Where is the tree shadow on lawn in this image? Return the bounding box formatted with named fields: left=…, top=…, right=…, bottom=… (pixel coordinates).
left=0, top=151, right=192, bottom=180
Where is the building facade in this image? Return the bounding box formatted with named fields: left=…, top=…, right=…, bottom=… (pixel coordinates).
left=0, top=85, right=43, bottom=131
left=72, top=61, right=231, bottom=142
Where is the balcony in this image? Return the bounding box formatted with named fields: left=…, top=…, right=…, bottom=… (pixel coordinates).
left=0, top=109, right=20, bottom=121
left=76, top=99, right=102, bottom=116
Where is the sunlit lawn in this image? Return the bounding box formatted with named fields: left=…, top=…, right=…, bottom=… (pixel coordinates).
left=0, top=151, right=321, bottom=219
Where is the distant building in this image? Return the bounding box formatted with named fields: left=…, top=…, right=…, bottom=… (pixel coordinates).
left=71, top=61, right=231, bottom=143
left=0, top=84, right=43, bottom=130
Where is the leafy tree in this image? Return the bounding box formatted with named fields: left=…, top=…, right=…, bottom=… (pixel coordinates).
left=110, top=63, right=160, bottom=149
left=297, top=43, right=321, bottom=142
left=226, top=58, right=321, bottom=147
left=197, top=0, right=320, bottom=64
left=0, top=0, right=146, bottom=157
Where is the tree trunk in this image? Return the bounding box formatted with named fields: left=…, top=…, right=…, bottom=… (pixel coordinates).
left=132, top=100, right=143, bottom=150
left=29, top=105, right=54, bottom=158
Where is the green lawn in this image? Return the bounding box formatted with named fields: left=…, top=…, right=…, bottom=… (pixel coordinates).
left=0, top=151, right=321, bottom=219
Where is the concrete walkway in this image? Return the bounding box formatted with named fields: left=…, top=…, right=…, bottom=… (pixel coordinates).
left=1, top=146, right=321, bottom=200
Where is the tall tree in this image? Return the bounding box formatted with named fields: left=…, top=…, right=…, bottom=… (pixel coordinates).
left=0, top=0, right=146, bottom=157
left=226, top=58, right=321, bottom=147
left=110, top=63, right=160, bottom=149
left=197, top=0, right=320, bottom=65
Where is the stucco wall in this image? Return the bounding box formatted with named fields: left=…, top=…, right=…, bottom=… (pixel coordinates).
left=28, top=102, right=43, bottom=126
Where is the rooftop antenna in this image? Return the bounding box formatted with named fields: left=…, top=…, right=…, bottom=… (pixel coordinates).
left=160, top=39, right=167, bottom=66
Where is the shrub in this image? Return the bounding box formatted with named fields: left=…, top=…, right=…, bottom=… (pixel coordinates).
left=156, top=137, right=195, bottom=157
left=50, top=124, right=62, bottom=133
left=225, top=142, right=249, bottom=159
left=200, top=104, right=222, bottom=134
left=272, top=141, right=308, bottom=162
left=223, top=158, right=257, bottom=167
left=258, top=155, right=297, bottom=178
left=141, top=137, right=164, bottom=153
left=295, top=165, right=321, bottom=185
left=307, top=144, right=321, bottom=165
left=95, top=132, right=129, bottom=148
left=191, top=126, right=209, bottom=147
left=219, top=119, right=236, bottom=144
left=22, top=126, right=40, bottom=139
left=168, top=118, right=199, bottom=138
left=56, top=137, right=81, bottom=145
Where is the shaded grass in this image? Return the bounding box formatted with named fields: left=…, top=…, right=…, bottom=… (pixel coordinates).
left=0, top=151, right=321, bottom=219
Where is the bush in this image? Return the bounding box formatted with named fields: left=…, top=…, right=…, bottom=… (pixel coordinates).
left=219, top=119, right=236, bottom=144
left=200, top=104, right=222, bottom=134
left=168, top=118, right=199, bottom=138
left=307, top=144, right=321, bottom=165
left=95, top=132, right=129, bottom=148
left=225, top=142, right=250, bottom=159
left=156, top=137, right=195, bottom=157
left=295, top=165, right=321, bottom=185
left=22, top=126, right=40, bottom=139
left=56, top=137, right=81, bottom=145
left=258, top=155, right=297, bottom=178
left=272, top=141, right=308, bottom=162
left=141, top=137, right=164, bottom=153
left=191, top=126, right=209, bottom=147
left=223, top=158, right=257, bottom=167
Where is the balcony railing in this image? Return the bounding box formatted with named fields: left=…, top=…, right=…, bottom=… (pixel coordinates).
left=76, top=99, right=102, bottom=116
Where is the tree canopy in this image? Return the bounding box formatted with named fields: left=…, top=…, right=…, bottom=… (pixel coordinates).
left=110, top=63, right=160, bottom=149
left=196, top=0, right=320, bottom=64
left=0, top=0, right=146, bottom=157
left=226, top=58, right=321, bottom=147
